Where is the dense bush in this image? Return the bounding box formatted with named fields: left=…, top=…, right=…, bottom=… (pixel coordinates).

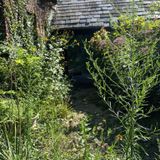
left=0, top=0, right=72, bottom=159
left=0, top=0, right=70, bottom=101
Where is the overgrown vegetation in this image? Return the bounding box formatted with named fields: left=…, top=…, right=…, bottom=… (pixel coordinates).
left=0, top=0, right=112, bottom=160
left=0, top=0, right=71, bottom=159
left=85, top=12, right=160, bottom=160
left=0, top=0, right=160, bottom=160
left=1, top=0, right=70, bottom=102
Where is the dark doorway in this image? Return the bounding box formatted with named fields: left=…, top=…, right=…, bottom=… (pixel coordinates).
left=67, top=29, right=97, bottom=87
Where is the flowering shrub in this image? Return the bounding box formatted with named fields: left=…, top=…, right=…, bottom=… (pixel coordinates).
left=85, top=15, right=160, bottom=159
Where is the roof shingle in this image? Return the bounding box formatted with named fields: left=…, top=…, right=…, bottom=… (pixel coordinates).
left=53, top=0, right=159, bottom=29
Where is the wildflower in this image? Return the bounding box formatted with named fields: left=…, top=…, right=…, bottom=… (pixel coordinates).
left=113, top=36, right=125, bottom=46
left=115, top=134, right=123, bottom=141
left=140, top=46, right=149, bottom=54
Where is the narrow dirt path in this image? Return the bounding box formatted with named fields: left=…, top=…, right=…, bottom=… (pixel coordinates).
left=71, top=87, right=105, bottom=114
left=71, top=86, right=112, bottom=125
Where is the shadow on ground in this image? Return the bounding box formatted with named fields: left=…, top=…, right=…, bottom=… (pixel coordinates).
left=70, top=82, right=160, bottom=160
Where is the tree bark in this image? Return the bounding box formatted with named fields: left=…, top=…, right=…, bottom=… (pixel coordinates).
left=0, top=0, right=8, bottom=39
left=26, top=0, right=56, bottom=37
left=1, top=0, right=56, bottom=39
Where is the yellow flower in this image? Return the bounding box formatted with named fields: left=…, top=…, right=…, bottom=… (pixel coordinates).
left=115, top=134, right=123, bottom=141
left=15, top=59, right=24, bottom=65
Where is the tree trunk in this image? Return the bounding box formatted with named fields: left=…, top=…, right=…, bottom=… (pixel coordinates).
left=26, top=0, right=56, bottom=37
left=1, top=0, right=56, bottom=39
left=0, top=0, right=8, bottom=39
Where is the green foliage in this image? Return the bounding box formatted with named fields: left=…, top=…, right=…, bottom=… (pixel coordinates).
left=0, top=0, right=70, bottom=101
left=0, top=0, right=72, bottom=159
left=85, top=15, right=160, bottom=159
left=157, top=139, right=160, bottom=160
left=0, top=97, right=70, bottom=160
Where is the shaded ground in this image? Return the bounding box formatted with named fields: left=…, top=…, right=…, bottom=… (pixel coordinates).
left=70, top=84, right=160, bottom=160
left=71, top=87, right=105, bottom=114
left=70, top=86, right=117, bottom=129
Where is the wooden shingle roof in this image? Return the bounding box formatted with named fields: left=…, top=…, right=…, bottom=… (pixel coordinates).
left=53, top=0, right=159, bottom=29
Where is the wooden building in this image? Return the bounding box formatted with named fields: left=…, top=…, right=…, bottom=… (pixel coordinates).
left=52, top=0, right=160, bottom=79
left=0, top=0, right=159, bottom=80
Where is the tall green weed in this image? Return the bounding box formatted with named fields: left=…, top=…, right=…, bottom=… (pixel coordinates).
left=85, top=15, right=160, bottom=159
